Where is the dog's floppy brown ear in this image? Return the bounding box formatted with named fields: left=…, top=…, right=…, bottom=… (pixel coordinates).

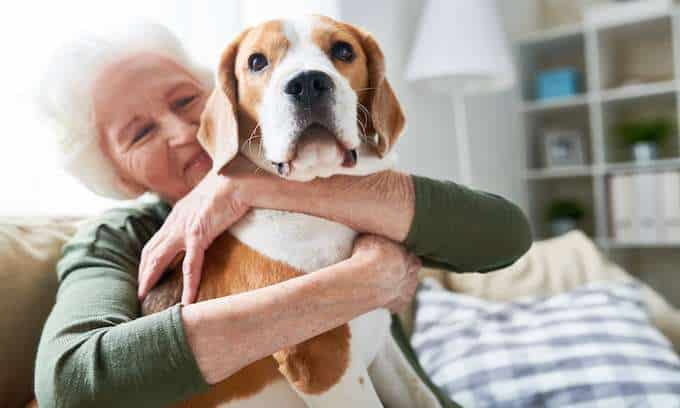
left=197, top=30, right=248, bottom=173
left=353, top=27, right=405, bottom=157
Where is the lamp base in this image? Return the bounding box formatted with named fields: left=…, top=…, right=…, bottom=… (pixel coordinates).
left=452, top=92, right=472, bottom=185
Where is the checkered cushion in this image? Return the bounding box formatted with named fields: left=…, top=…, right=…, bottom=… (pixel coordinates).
left=412, top=280, right=680, bottom=408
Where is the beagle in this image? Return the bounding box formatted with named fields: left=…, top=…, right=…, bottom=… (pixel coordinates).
left=143, top=15, right=441, bottom=408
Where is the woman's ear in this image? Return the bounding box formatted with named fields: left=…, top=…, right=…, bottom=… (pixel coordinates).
left=197, top=30, right=249, bottom=173
left=350, top=26, right=406, bottom=157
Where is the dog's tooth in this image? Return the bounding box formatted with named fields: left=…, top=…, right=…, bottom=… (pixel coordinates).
left=277, top=162, right=291, bottom=177
left=342, top=149, right=358, bottom=168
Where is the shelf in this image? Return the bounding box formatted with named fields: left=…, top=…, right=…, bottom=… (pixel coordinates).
left=515, top=7, right=678, bottom=46
left=605, top=158, right=680, bottom=174
left=599, top=238, right=680, bottom=249
left=515, top=8, right=676, bottom=46
left=589, top=8, right=673, bottom=32
left=527, top=159, right=680, bottom=178
left=600, top=80, right=677, bottom=103
left=522, top=80, right=677, bottom=112
left=517, top=23, right=583, bottom=46
left=518, top=4, right=680, bottom=266
left=522, top=94, right=589, bottom=113
left=526, top=165, right=596, bottom=180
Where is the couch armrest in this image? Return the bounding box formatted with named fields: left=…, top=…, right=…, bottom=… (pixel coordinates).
left=0, top=217, right=79, bottom=408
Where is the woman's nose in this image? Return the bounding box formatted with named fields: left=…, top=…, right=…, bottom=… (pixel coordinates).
left=165, top=115, right=198, bottom=146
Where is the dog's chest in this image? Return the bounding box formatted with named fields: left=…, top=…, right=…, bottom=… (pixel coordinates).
left=229, top=209, right=357, bottom=273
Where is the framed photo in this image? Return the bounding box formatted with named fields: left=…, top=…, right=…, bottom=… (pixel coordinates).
left=543, top=129, right=586, bottom=167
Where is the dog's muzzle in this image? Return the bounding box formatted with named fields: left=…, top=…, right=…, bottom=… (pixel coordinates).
left=269, top=70, right=358, bottom=177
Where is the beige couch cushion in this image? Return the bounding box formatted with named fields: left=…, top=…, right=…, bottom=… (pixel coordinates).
left=0, top=217, right=79, bottom=408
left=445, top=230, right=629, bottom=300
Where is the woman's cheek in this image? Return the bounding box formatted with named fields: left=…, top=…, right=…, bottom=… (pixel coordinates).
left=129, top=147, right=176, bottom=193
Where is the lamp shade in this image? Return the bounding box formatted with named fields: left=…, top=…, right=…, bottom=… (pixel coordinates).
left=405, top=0, right=515, bottom=94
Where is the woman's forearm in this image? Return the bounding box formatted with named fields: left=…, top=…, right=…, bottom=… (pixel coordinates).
left=245, top=170, right=415, bottom=242
left=182, top=254, right=384, bottom=385
left=241, top=172, right=532, bottom=273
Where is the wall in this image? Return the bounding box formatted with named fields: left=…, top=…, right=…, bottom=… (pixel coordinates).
left=341, top=0, right=529, bottom=211
left=341, top=0, right=462, bottom=184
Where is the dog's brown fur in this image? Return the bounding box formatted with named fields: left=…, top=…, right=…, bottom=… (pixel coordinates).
left=143, top=232, right=351, bottom=405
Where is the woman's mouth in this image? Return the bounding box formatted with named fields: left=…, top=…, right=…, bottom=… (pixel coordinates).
left=184, top=151, right=212, bottom=174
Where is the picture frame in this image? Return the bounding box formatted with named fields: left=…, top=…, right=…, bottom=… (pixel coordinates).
left=543, top=129, right=586, bottom=167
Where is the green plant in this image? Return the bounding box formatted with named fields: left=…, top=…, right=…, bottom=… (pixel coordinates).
left=547, top=199, right=585, bottom=222
left=617, top=117, right=675, bottom=146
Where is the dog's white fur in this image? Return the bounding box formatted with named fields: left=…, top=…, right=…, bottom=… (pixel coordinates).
left=254, top=17, right=363, bottom=181
left=222, top=15, right=440, bottom=408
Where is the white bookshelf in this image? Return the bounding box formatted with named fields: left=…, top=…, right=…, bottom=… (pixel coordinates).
left=517, top=6, right=680, bottom=251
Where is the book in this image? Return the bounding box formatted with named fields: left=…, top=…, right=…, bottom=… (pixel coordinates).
left=633, top=172, right=660, bottom=243
left=661, top=172, right=680, bottom=242
left=610, top=174, right=634, bottom=242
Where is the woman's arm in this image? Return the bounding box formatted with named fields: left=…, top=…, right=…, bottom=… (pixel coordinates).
left=246, top=170, right=533, bottom=272
left=138, top=155, right=533, bottom=303
left=35, top=203, right=417, bottom=407
left=184, top=235, right=420, bottom=384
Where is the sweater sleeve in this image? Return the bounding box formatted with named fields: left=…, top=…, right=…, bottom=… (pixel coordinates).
left=404, top=175, right=533, bottom=273
left=34, top=201, right=210, bottom=408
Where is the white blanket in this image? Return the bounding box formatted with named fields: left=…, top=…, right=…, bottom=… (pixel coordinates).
left=406, top=231, right=680, bottom=354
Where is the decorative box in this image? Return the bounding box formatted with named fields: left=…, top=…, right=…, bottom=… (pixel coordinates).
left=536, top=68, right=581, bottom=100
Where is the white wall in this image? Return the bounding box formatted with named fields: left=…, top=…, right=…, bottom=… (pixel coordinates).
left=341, top=0, right=529, bottom=211
left=341, top=0, right=461, bottom=184
left=466, top=89, right=526, bottom=210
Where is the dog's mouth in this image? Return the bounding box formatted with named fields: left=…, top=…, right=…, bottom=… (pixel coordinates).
left=269, top=123, right=358, bottom=177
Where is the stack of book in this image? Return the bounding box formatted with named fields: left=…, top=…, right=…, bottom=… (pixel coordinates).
left=610, top=171, right=680, bottom=243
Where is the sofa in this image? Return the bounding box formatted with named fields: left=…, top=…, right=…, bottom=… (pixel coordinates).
left=1, top=216, right=678, bottom=408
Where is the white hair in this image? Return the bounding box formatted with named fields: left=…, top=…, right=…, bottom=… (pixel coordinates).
left=36, top=20, right=213, bottom=199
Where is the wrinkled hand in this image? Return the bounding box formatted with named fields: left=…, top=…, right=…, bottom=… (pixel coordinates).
left=351, top=235, right=421, bottom=314
left=138, top=155, right=259, bottom=305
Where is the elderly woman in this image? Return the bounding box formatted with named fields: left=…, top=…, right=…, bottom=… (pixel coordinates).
left=34, top=22, right=531, bottom=407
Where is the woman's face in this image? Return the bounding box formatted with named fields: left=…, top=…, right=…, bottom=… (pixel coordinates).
left=92, top=52, right=212, bottom=202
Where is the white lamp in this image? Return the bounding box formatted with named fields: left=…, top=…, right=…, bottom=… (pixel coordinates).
left=405, top=0, right=515, bottom=184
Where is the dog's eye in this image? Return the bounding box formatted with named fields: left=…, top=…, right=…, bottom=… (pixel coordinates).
left=248, top=53, right=268, bottom=72
left=331, top=42, right=355, bottom=63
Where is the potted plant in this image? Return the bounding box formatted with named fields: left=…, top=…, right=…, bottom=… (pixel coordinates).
left=547, top=199, right=585, bottom=237
left=617, top=117, right=674, bottom=162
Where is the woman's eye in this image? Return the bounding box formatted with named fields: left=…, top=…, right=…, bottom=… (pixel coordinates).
left=133, top=124, right=155, bottom=144
left=331, top=41, right=355, bottom=63
left=174, top=95, right=197, bottom=109
left=248, top=53, right=268, bottom=72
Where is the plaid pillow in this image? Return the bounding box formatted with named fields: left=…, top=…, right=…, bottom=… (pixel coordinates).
left=412, top=280, right=680, bottom=408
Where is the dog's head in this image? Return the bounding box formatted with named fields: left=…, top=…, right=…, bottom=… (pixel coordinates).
left=197, top=15, right=405, bottom=181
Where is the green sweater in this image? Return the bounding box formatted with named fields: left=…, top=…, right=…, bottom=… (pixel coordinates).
left=34, top=176, right=532, bottom=407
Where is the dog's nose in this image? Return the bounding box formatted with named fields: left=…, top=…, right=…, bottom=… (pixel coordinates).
left=284, top=70, right=334, bottom=104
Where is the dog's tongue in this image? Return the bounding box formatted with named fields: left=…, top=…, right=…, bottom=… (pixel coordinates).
left=342, top=149, right=358, bottom=168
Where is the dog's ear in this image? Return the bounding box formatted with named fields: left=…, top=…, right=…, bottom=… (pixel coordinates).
left=197, top=30, right=249, bottom=173
left=353, top=27, right=405, bottom=157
